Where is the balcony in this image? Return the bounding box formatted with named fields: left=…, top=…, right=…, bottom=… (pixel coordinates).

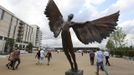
left=19, top=26, right=24, bottom=29
left=16, top=38, right=22, bottom=42
left=18, top=29, right=24, bottom=32
left=19, top=21, right=25, bottom=25
left=17, top=33, right=23, bottom=36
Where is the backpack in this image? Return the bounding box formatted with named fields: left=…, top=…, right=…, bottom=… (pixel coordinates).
left=37, top=51, right=40, bottom=58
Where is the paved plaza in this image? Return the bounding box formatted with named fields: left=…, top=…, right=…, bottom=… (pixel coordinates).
left=0, top=52, right=134, bottom=75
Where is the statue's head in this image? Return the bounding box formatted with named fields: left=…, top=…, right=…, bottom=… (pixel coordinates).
left=68, top=14, right=74, bottom=21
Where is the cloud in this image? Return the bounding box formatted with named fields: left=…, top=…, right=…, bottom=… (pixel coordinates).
left=112, top=0, right=134, bottom=12
left=119, top=19, right=134, bottom=39
left=96, top=0, right=134, bottom=17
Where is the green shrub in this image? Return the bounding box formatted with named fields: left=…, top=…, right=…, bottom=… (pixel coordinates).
left=128, top=50, right=134, bottom=57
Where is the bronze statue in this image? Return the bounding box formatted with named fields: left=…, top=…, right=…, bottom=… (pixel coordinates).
left=44, top=0, right=119, bottom=72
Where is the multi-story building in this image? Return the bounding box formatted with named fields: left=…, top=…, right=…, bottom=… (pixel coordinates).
left=0, top=5, right=18, bottom=53
left=15, top=21, right=33, bottom=51
left=31, top=25, right=42, bottom=49
left=0, top=5, right=42, bottom=53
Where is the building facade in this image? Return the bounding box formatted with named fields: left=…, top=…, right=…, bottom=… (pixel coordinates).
left=0, top=5, right=42, bottom=53
left=31, top=25, right=42, bottom=49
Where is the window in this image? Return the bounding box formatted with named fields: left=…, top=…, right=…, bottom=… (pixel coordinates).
left=0, top=9, right=2, bottom=19
left=0, top=9, right=4, bottom=20
left=15, top=44, right=18, bottom=48
left=23, top=45, right=25, bottom=48
left=10, top=17, right=17, bottom=38
left=12, top=17, right=17, bottom=27
left=4, top=37, right=8, bottom=40
left=3, top=12, right=11, bottom=24
left=0, top=36, right=3, bottom=40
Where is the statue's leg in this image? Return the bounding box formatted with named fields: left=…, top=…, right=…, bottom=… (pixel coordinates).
left=67, top=35, right=78, bottom=71
left=63, top=47, right=74, bottom=70
left=62, top=36, right=74, bottom=70
left=68, top=44, right=78, bottom=71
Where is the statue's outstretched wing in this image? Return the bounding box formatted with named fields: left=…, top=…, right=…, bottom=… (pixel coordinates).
left=71, top=11, right=119, bottom=44
left=45, top=0, right=64, bottom=37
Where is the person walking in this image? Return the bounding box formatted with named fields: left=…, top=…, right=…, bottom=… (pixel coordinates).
left=39, top=49, right=45, bottom=64
left=81, top=51, right=84, bottom=56
left=6, top=50, right=16, bottom=70
left=46, top=51, right=52, bottom=65
left=89, top=50, right=95, bottom=65
left=35, top=49, right=41, bottom=65
left=13, top=48, right=21, bottom=69
left=95, top=48, right=108, bottom=75
left=104, top=50, right=110, bottom=66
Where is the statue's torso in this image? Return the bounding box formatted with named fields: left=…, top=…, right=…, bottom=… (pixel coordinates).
left=61, top=21, right=71, bottom=41
left=61, top=21, right=73, bottom=48
left=62, top=21, right=70, bottom=32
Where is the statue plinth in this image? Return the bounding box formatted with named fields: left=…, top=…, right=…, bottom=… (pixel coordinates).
left=65, top=69, right=83, bottom=75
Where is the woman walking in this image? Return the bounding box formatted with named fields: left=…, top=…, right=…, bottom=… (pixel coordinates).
left=46, top=51, right=52, bottom=65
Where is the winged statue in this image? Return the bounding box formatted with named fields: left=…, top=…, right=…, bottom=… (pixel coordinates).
left=44, top=0, right=119, bottom=72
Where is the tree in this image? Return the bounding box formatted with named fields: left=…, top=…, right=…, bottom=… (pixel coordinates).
left=4, top=38, right=14, bottom=53
left=26, top=43, right=33, bottom=53
left=109, top=27, right=126, bottom=48
left=106, top=39, right=115, bottom=50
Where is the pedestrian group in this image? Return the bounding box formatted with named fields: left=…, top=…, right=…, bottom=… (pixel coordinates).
left=6, top=47, right=111, bottom=75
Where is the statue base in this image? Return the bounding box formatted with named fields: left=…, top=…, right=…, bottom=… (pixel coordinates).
left=65, top=69, right=83, bottom=75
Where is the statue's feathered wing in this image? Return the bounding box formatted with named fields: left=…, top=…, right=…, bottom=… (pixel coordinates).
left=72, top=11, right=119, bottom=44
left=45, top=0, right=63, bottom=37
left=44, top=0, right=119, bottom=44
